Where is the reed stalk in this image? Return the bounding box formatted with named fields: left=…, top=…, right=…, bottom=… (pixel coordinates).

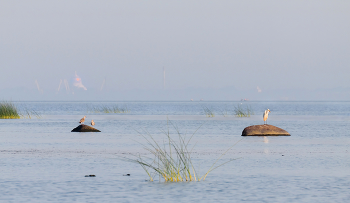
left=87, top=105, right=129, bottom=114
left=221, top=106, right=229, bottom=117
left=0, top=101, right=20, bottom=119
left=0, top=101, right=41, bottom=119
left=125, top=121, right=240, bottom=182
left=234, top=104, right=254, bottom=117
left=203, top=107, right=215, bottom=117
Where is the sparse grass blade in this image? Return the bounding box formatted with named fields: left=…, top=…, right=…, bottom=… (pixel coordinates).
left=203, top=106, right=215, bottom=117
left=124, top=120, right=239, bottom=183
left=199, top=139, right=242, bottom=181
left=234, top=104, right=254, bottom=117
left=0, top=101, right=41, bottom=119
left=86, top=104, right=130, bottom=114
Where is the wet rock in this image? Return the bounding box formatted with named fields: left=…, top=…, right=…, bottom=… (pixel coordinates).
left=241, top=124, right=290, bottom=136
left=71, top=124, right=101, bottom=132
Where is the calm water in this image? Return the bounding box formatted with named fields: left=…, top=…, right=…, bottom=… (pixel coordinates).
left=0, top=101, right=349, bottom=202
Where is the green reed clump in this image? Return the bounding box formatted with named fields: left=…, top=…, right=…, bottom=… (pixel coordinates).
left=203, top=107, right=215, bottom=117
left=0, top=101, right=41, bottom=119
left=234, top=104, right=254, bottom=117
left=87, top=105, right=129, bottom=114
left=126, top=121, right=239, bottom=182
left=0, top=102, right=20, bottom=119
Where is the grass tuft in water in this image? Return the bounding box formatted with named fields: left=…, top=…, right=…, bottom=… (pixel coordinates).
left=0, top=101, right=41, bottom=119
left=234, top=104, right=254, bottom=117
left=21, top=108, right=42, bottom=119
left=87, top=105, right=129, bottom=114
left=125, top=121, right=239, bottom=182
left=0, top=101, right=20, bottom=119
left=203, top=107, right=215, bottom=117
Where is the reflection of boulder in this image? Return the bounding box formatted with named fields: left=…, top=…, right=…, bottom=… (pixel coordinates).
left=71, top=124, right=101, bottom=132
left=241, top=124, right=290, bottom=136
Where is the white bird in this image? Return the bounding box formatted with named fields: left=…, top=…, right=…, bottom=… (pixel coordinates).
left=263, top=109, right=270, bottom=124
left=91, top=120, right=95, bottom=126
left=79, top=116, right=86, bottom=124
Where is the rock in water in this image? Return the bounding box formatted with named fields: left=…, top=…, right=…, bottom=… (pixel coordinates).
left=71, top=124, right=101, bottom=132
left=241, top=124, right=290, bottom=136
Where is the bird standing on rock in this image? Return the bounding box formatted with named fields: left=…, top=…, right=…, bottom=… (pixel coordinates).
left=79, top=116, right=86, bottom=124
left=263, top=109, right=270, bottom=124
left=91, top=120, right=95, bottom=126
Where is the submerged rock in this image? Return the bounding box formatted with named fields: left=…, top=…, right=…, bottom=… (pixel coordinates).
left=241, top=124, right=290, bottom=136
left=71, top=124, right=101, bottom=132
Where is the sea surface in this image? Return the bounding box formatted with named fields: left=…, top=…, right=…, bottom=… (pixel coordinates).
left=0, top=101, right=349, bottom=202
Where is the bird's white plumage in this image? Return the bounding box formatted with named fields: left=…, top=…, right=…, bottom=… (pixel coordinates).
left=263, top=109, right=270, bottom=124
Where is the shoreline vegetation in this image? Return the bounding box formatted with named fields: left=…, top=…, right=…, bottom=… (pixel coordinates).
left=0, top=101, right=20, bottom=119
left=204, top=104, right=254, bottom=117
left=87, top=105, right=129, bottom=114
left=0, top=101, right=41, bottom=119
left=234, top=104, right=254, bottom=117
left=203, top=106, right=215, bottom=117
left=125, top=121, right=239, bottom=182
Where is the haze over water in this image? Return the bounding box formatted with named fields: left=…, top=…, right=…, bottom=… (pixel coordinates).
left=1, top=1, right=350, bottom=101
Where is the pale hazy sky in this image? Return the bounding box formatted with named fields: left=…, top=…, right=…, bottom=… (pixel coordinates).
left=0, top=1, right=349, bottom=100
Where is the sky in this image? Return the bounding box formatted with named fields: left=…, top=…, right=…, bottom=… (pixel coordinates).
left=0, top=0, right=349, bottom=101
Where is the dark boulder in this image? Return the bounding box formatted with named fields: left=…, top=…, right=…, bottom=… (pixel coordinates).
left=242, top=124, right=290, bottom=136
left=71, top=124, right=101, bottom=132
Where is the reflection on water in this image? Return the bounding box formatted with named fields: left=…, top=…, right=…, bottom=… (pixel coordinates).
left=263, top=136, right=269, bottom=143
left=0, top=101, right=349, bottom=202
left=263, top=148, right=269, bottom=154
